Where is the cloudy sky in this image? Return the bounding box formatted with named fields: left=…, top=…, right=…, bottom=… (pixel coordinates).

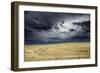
left=24, top=11, right=90, bottom=44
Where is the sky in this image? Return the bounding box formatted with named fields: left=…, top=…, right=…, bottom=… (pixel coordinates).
left=24, top=11, right=90, bottom=44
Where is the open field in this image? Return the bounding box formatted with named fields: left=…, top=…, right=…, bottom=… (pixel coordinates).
left=24, top=42, right=90, bottom=61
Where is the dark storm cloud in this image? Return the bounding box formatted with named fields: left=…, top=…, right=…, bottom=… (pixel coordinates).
left=24, top=11, right=90, bottom=44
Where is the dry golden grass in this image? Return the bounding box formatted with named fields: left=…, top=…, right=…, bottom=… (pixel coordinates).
left=24, top=42, right=90, bottom=61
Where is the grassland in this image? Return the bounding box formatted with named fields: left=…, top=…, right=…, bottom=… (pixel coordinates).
left=24, top=42, right=90, bottom=61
